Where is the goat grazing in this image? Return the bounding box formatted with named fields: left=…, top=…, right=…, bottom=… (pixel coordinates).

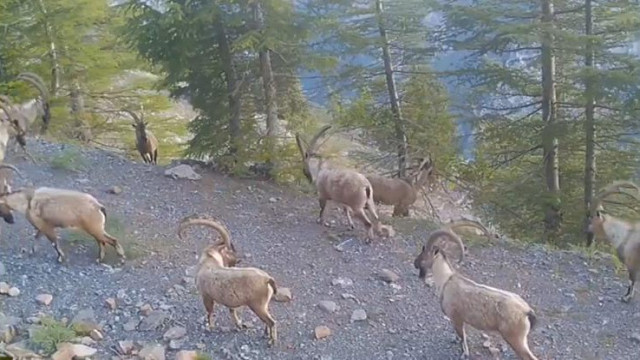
left=178, top=215, right=278, bottom=345
left=586, top=180, right=640, bottom=302
left=413, top=228, right=538, bottom=360
left=0, top=187, right=126, bottom=263
left=0, top=72, right=51, bottom=135
left=366, top=157, right=435, bottom=217
left=295, top=125, right=394, bottom=242
left=121, top=108, right=158, bottom=165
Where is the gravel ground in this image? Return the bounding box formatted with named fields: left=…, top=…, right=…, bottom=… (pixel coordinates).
left=0, top=138, right=639, bottom=360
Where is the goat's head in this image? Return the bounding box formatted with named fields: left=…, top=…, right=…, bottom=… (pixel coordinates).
left=121, top=108, right=148, bottom=142
left=295, top=125, right=332, bottom=183
left=0, top=164, right=25, bottom=222
left=178, top=215, right=240, bottom=268
left=586, top=180, right=640, bottom=239
left=0, top=95, right=27, bottom=145
left=414, top=228, right=465, bottom=279
left=16, top=72, right=51, bottom=133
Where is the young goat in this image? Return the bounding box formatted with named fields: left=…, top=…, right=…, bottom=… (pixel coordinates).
left=0, top=187, right=126, bottom=263
left=366, top=157, right=435, bottom=217
left=295, top=125, right=394, bottom=242
left=121, top=108, right=158, bottom=165
left=413, top=228, right=538, bottom=360
left=586, top=180, right=640, bottom=302
left=178, top=215, right=278, bottom=345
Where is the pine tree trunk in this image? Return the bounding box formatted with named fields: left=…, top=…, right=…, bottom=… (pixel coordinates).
left=214, top=18, right=241, bottom=155
left=541, top=0, right=562, bottom=238
left=375, top=0, right=408, bottom=178
left=69, top=78, right=92, bottom=142
left=584, top=0, right=596, bottom=246
left=37, top=0, right=60, bottom=96
left=253, top=1, right=279, bottom=154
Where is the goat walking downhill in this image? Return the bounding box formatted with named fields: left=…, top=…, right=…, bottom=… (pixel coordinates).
left=586, top=180, right=640, bottom=302
left=0, top=187, right=126, bottom=263
left=413, top=226, right=538, bottom=360
left=121, top=108, right=158, bottom=165
left=295, top=125, right=394, bottom=242
left=178, top=215, right=278, bottom=345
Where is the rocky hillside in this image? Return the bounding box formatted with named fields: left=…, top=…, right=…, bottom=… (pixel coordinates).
left=0, top=138, right=638, bottom=360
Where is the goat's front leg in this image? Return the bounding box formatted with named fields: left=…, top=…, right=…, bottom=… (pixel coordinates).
left=203, top=297, right=215, bottom=331
left=452, top=319, right=469, bottom=358
left=622, top=271, right=637, bottom=303
left=317, top=198, right=327, bottom=225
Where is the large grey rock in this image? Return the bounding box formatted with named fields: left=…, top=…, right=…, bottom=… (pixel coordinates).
left=164, top=165, right=201, bottom=181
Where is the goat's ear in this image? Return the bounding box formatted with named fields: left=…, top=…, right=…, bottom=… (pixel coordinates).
left=432, top=246, right=440, bottom=255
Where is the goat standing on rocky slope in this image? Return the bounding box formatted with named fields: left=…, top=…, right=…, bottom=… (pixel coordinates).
left=586, top=180, right=640, bottom=302
left=121, top=108, right=158, bottom=165
left=0, top=187, right=126, bottom=263
left=178, top=215, right=278, bottom=345
left=295, top=125, right=394, bottom=242
left=0, top=72, right=51, bottom=136
left=365, top=157, right=435, bottom=217
left=413, top=227, right=538, bottom=360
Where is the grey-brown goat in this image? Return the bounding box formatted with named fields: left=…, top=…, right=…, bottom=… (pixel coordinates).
left=0, top=164, right=24, bottom=225
left=178, top=215, right=278, bottom=345
left=0, top=187, right=126, bottom=263
left=295, top=125, right=394, bottom=242
left=586, top=180, right=640, bottom=302
left=121, top=108, right=158, bottom=165
left=366, top=157, right=435, bottom=217
left=414, top=228, right=538, bottom=360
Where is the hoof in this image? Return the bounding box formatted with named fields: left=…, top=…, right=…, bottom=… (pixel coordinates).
left=621, top=295, right=633, bottom=303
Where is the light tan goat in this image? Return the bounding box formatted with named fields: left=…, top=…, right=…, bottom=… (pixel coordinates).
left=366, top=157, right=435, bottom=217
left=178, top=215, right=278, bottom=345
left=0, top=187, right=126, bottom=263
left=0, top=95, right=28, bottom=161
left=295, top=125, right=394, bottom=242
left=586, top=180, right=640, bottom=302
left=413, top=227, right=538, bottom=360
left=121, top=108, right=158, bottom=165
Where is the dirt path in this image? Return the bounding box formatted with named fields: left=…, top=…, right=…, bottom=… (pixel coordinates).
left=0, top=139, right=638, bottom=360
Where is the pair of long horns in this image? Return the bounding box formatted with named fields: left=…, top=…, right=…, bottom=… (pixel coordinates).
left=423, top=218, right=493, bottom=263
left=295, top=124, right=332, bottom=158
left=16, top=72, right=49, bottom=101
left=588, top=180, right=640, bottom=215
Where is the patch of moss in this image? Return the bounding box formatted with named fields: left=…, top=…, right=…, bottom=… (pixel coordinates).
left=30, top=317, right=75, bottom=355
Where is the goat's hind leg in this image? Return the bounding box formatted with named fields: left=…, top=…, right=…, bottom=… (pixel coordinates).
left=249, top=303, right=277, bottom=346
left=452, top=318, right=469, bottom=358
left=504, top=331, right=538, bottom=360
left=342, top=206, right=355, bottom=229
left=622, top=270, right=637, bottom=303
left=351, top=208, right=374, bottom=243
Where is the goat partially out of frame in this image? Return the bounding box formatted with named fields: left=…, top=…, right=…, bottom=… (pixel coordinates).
left=0, top=164, right=24, bottom=225
left=295, top=125, right=394, bottom=242
left=0, top=72, right=52, bottom=135
left=178, top=215, right=278, bottom=345
left=586, top=180, right=640, bottom=302
left=0, top=187, right=126, bottom=264
left=121, top=108, right=158, bottom=165
left=365, top=157, right=435, bottom=217
left=414, top=227, right=538, bottom=360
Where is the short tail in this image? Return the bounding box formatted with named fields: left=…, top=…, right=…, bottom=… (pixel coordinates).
left=526, top=310, right=537, bottom=330
left=268, top=278, right=277, bottom=295
left=365, top=185, right=372, bottom=200
left=100, top=206, right=107, bottom=221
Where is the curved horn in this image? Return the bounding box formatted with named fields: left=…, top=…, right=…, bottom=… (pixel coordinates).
left=307, top=125, right=332, bottom=152
left=295, top=133, right=306, bottom=160
left=590, top=180, right=640, bottom=214
left=16, top=72, right=49, bottom=101
left=445, top=219, right=492, bottom=239
left=177, top=215, right=233, bottom=250
left=120, top=108, right=143, bottom=124
left=424, top=228, right=465, bottom=263
left=0, top=164, right=23, bottom=179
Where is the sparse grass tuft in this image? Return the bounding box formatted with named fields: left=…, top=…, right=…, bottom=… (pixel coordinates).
left=49, top=147, right=87, bottom=172
left=30, top=317, right=75, bottom=355
left=195, top=353, right=213, bottom=360
left=65, top=214, right=146, bottom=262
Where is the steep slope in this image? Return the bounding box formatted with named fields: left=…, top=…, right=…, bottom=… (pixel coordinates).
left=0, top=138, right=637, bottom=360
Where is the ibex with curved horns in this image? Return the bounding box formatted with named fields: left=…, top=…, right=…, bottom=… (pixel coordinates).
left=586, top=180, right=640, bottom=302
left=295, top=125, right=394, bottom=242
left=413, top=222, right=538, bottom=360
left=121, top=107, right=158, bottom=165
left=0, top=72, right=52, bottom=136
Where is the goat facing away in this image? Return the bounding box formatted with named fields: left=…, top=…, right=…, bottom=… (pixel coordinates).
left=121, top=108, right=158, bottom=165
left=413, top=226, right=538, bottom=360
left=586, top=180, right=640, bottom=302
left=365, top=157, right=435, bottom=217
left=295, top=125, right=394, bottom=242
left=178, top=215, right=278, bottom=346
left=0, top=187, right=126, bottom=264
